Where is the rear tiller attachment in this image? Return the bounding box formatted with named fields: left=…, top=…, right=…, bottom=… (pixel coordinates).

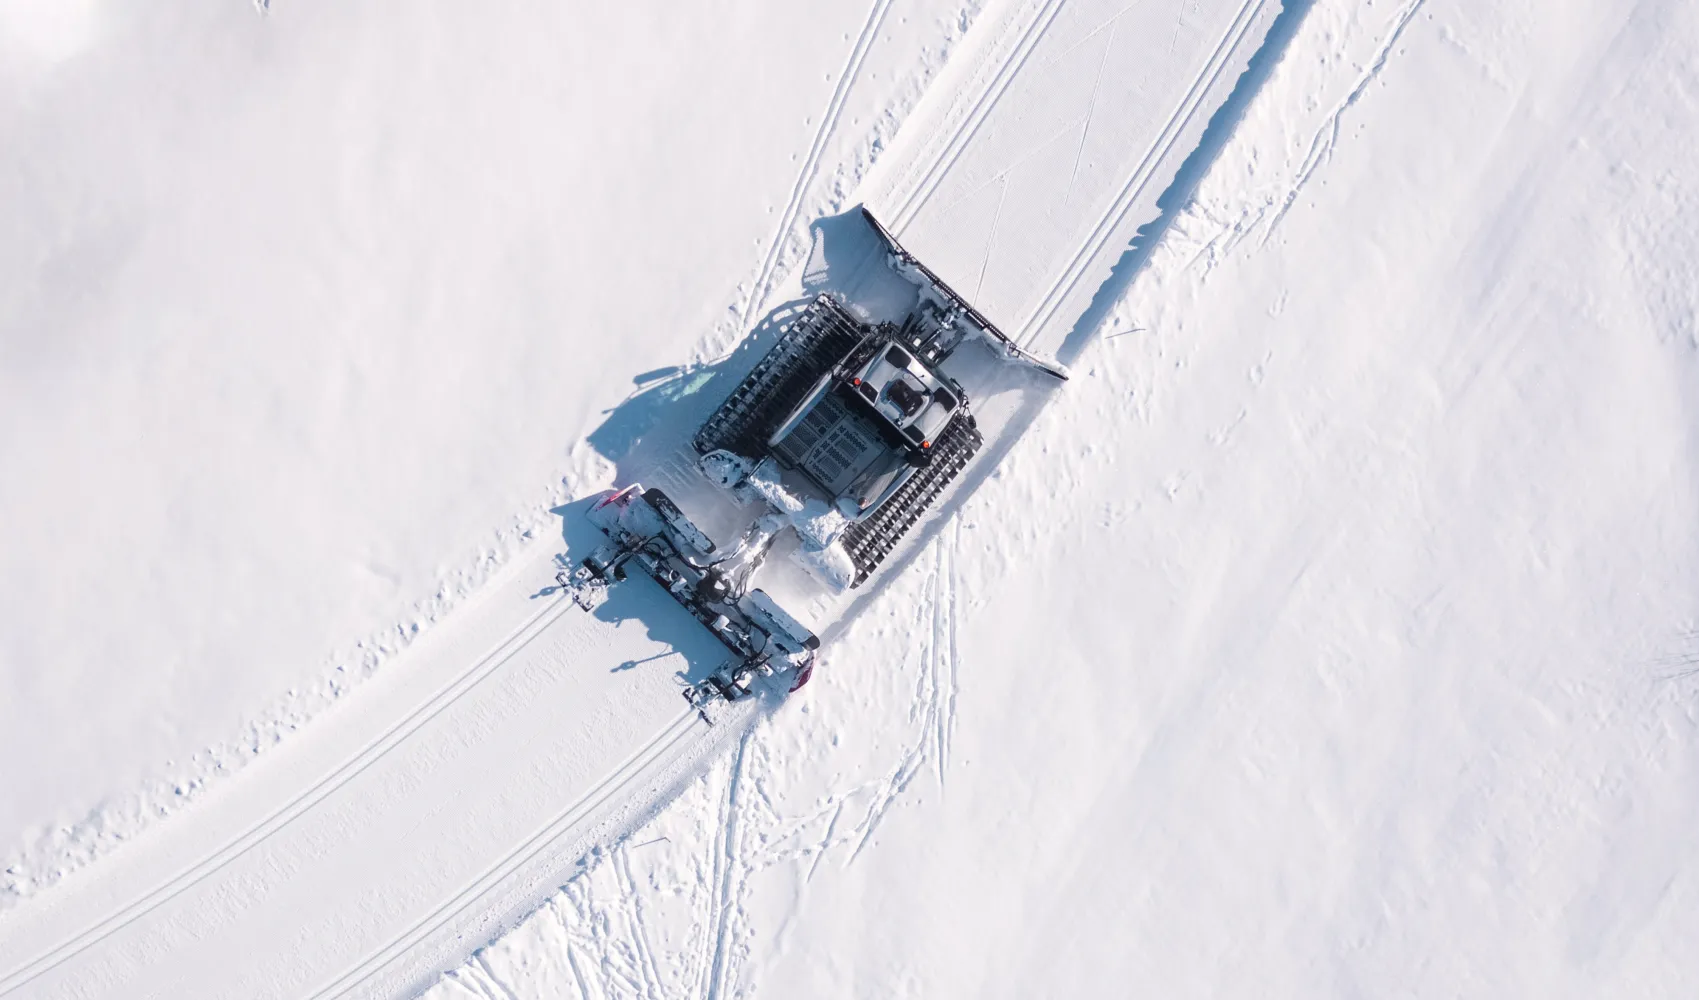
left=558, top=485, right=818, bottom=723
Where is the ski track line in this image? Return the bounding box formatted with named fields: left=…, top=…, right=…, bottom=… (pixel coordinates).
left=914, top=0, right=1148, bottom=229
left=1014, top=0, right=1270, bottom=344
left=840, top=510, right=987, bottom=868
left=556, top=900, right=600, bottom=1000
left=308, top=710, right=699, bottom=1000
left=612, top=844, right=666, bottom=1000
left=1258, top=0, right=1427, bottom=247
left=946, top=519, right=964, bottom=768
left=844, top=743, right=927, bottom=867
left=551, top=887, right=611, bottom=1000
left=890, top=0, right=1067, bottom=234
left=702, top=731, right=753, bottom=1000
left=690, top=748, right=736, bottom=999
left=738, top=0, right=896, bottom=333
left=472, top=954, right=521, bottom=1000
left=0, top=593, right=576, bottom=997
left=971, top=172, right=1012, bottom=302
left=936, top=521, right=963, bottom=784
left=564, top=947, right=599, bottom=1000
left=1063, top=15, right=1119, bottom=207
left=802, top=801, right=845, bottom=885
left=926, top=545, right=950, bottom=788
left=845, top=597, right=942, bottom=868
left=439, top=967, right=490, bottom=1000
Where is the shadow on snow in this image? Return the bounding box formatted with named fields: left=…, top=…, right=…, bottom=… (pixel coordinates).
left=1058, top=0, right=1318, bottom=366
left=544, top=0, right=1317, bottom=671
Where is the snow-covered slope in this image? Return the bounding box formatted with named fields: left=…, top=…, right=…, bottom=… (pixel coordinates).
left=421, top=0, right=1699, bottom=997
left=1, top=0, right=1282, bottom=995
left=0, top=0, right=978, bottom=908
left=8, top=0, right=1699, bottom=996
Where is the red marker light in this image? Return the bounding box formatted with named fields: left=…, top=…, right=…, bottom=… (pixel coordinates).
left=922, top=440, right=930, bottom=449
left=852, top=378, right=861, bottom=385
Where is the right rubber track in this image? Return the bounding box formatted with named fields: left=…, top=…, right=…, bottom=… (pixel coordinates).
left=840, top=411, right=983, bottom=587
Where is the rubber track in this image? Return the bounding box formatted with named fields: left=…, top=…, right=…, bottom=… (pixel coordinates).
left=693, top=295, right=867, bottom=458
left=840, top=412, right=982, bottom=587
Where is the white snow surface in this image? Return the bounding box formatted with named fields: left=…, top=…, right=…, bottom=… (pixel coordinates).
left=424, top=0, right=1699, bottom=997
left=0, top=0, right=977, bottom=907
left=5, top=0, right=1699, bottom=996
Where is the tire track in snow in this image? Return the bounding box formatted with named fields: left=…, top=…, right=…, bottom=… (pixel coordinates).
left=1014, top=0, right=1272, bottom=345
left=0, top=594, right=579, bottom=996
left=735, top=0, right=898, bottom=335
left=306, top=710, right=699, bottom=1000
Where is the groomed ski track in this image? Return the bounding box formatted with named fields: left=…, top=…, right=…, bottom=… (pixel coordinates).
left=0, top=1, right=1282, bottom=996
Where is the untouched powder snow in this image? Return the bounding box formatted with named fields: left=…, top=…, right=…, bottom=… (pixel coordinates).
left=422, top=0, right=1699, bottom=997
